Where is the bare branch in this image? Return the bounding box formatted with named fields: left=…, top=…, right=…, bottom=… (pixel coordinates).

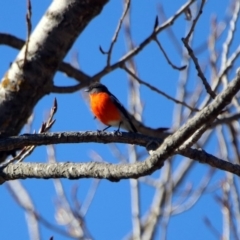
left=122, top=64, right=199, bottom=112
left=0, top=0, right=109, bottom=165
left=154, top=37, right=187, bottom=71
left=7, top=180, right=40, bottom=240
left=0, top=132, right=162, bottom=152
left=0, top=33, right=91, bottom=84
left=92, top=0, right=196, bottom=81
left=24, top=0, right=32, bottom=64
left=185, top=0, right=206, bottom=42
left=0, top=68, right=239, bottom=181
left=51, top=84, right=83, bottom=93
left=4, top=98, right=57, bottom=165
left=221, top=0, right=240, bottom=69
left=47, top=145, right=86, bottom=238
left=182, top=38, right=216, bottom=99
left=106, top=0, right=131, bottom=66
left=0, top=134, right=240, bottom=181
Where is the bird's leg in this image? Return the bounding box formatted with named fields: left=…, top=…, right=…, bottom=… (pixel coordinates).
left=114, top=122, right=122, bottom=136
left=102, top=125, right=111, bottom=131
left=97, top=125, right=111, bottom=136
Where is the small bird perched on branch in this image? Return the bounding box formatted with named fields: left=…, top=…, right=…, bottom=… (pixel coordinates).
left=85, top=82, right=137, bottom=133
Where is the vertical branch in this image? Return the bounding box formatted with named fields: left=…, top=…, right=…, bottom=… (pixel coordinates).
left=221, top=181, right=230, bottom=240
left=47, top=145, right=85, bottom=239
left=6, top=181, right=40, bottom=240
left=221, top=0, right=240, bottom=72
left=129, top=153, right=141, bottom=240
left=231, top=176, right=240, bottom=238
left=81, top=151, right=102, bottom=217
left=172, top=22, right=192, bottom=129
left=141, top=171, right=166, bottom=240
left=160, top=161, right=172, bottom=240
left=24, top=0, right=32, bottom=64
left=123, top=1, right=142, bottom=238
left=216, top=126, right=230, bottom=240
left=106, top=0, right=131, bottom=66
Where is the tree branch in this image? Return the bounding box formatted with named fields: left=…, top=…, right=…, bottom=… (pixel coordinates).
left=1, top=146, right=240, bottom=182
left=0, top=0, right=108, bottom=164
left=0, top=131, right=160, bottom=152
left=0, top=33, right=91, bottom=84
left=1, top=130, right=240, bottom=182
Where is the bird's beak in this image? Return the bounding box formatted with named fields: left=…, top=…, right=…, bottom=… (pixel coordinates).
left=84, top=88, right=90, bottom=92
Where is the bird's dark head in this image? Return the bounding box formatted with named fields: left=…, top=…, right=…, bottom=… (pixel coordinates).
left=85, top=83, right=109, bottom=94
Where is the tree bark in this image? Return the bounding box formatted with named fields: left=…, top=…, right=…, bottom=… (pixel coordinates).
left=0, top=0, right=108, bottom=162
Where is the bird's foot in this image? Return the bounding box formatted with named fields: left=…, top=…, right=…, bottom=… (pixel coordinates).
left=114, top=130, right=122, bottom=136
left=97, top=129, right=103, bottom=136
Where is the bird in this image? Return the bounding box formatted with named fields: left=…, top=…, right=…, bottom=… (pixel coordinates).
left=85, top=82, right=137, bottom=133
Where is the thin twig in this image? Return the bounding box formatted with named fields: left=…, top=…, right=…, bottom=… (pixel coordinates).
left=47, top=145, right=86, bottom=239
left=203, top=217, right=221, bottom=239
left=24, top=0, right=32, bottom=64
left=157, top=4, right=183, bottom=55
left=221, top=0, right=240, bottom=71
left=182, top=38, right=216, bottom=99
left=210, top=112, right=240, bottom=128
left=7, top=180, right=79, bottom=239
left=185, top=0, right=206, bottom=42
left=0, top=33, right=90, bottom=84
left=80, top=151, right=102, bottom=217
left=122, top=64, right=199, bottom=111
left=2, top=99, right=57, bottom=166
left=154, top=37, right=186, bottom=71
left=172, top=168, right=215, bottom=215
left=51, top=84, right=82, bottom=93
left=92, top=0, right=196, bottom=81
left=106, top=0, right=131, bottom=66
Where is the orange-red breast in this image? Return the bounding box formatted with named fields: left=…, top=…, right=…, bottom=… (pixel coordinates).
left=85, top=83, right=137, bottom=132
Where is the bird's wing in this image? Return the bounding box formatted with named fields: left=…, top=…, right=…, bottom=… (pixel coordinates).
left=109, top=92, right=137, bottom=132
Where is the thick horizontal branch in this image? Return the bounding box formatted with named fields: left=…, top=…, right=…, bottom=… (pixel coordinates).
left=0, top=161, right=162, bottom=182
left=1, top=146, right=240, bottom=182
left=0, top=131, right=161, bottom=152
left=1, top=131, right=240, bottom=182
left=1, top=69, right=240, bottom=182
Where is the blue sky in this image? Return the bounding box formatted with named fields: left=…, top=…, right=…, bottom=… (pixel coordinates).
left=0, top=0, right=239, bottom=239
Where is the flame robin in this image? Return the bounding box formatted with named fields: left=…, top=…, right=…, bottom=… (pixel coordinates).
left=85, top=83, right=137, bottom=133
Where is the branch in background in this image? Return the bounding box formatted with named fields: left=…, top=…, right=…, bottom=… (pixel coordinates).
left=24, top=0, right=32, bottom=64
left=0, top=68, right=240, bottom=180
left=51, top=83, right=83, bottom=93
left=7, top=180, right=40, bottom=240
left=221, top=0, right=240, bottom=71
left=182, top=38, right=216, bottom=99
left=121, top=64, right=199, bottom=112
left=92, top=0, right=196, bottom=81
left=0, top=0, right=109, bottom=166
left=105, top=0, right=130, bottom=66
left=3, top=99, right=57, bottom=166
left=47, top=145, right=88, bottom=239
left=6, top=180, right=77, bottom=239
left=0, top=33, right=91, bottom=84
left=185, top=0, right=206, bottom=42
left=154, top=37, right=186, bottom=71
left=157, top=4, right=183, bottom=56
left=0, top=0, right=195, bottom=94
left=203, top=217, right=221, bottom=238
